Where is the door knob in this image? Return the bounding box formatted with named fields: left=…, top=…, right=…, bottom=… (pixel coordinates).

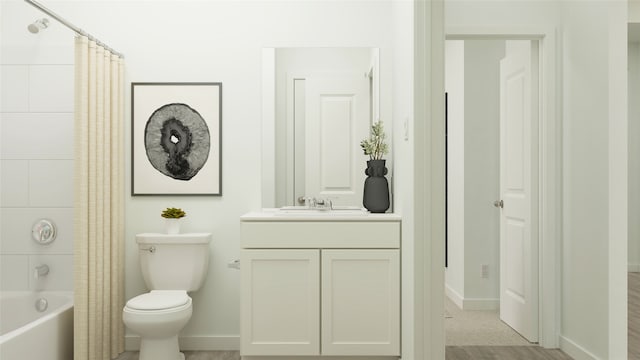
left=494, top=200, right=504, bottom=208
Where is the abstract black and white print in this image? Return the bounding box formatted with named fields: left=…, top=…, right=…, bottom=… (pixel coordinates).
left=144, top=103, right=210, bottom=181
left=131, top=82, right=222, bottom=196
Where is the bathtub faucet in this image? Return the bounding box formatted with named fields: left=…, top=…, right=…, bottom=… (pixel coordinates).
left=34, top=264, right=49, bottom=279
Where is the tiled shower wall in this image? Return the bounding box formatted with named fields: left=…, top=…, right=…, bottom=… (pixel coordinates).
left=0, top=60, right=74, bottom=291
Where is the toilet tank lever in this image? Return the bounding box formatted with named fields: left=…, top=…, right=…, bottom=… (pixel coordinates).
left=141, top=246, right=156, bottom=253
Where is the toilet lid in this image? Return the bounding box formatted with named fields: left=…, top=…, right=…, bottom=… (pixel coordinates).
left=126, top=290, right=189, bottom=310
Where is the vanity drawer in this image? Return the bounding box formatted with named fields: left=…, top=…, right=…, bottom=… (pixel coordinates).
left=241, top=221, right=400, bottom=249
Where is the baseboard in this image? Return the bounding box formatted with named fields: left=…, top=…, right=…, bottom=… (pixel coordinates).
left=445, top=284, right=464, bottom=309
left=461, top=297, right=499, bottom=310
left=125, top=335, right=240, bottom=351
left=243, top=357, right=396, bottom=360
left=559, top=335, right=600, bottom=360
left=445, top=284, right=498, bottom=310
left=629, top=263, right=640, bottom=272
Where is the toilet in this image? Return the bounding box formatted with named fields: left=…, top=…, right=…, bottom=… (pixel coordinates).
left=123, top=233, right=212, bottom=360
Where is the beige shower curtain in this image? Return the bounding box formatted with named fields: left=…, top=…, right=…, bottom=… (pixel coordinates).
left=74, top=35, right=125, bottom=360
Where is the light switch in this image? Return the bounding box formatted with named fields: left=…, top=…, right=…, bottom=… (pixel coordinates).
left=404, top=117, right=409, bottom=141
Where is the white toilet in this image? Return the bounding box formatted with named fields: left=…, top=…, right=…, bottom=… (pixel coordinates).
left=123, top=233, right=212, bottom=360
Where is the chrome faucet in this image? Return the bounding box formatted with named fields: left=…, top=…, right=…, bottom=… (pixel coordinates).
left=34, top=264, right=49, bottom=279
left=299, top=196, right=316, bottom=208
left=314, top=198, right=333, bottom=210
left=300, top=196, right=333, bottom=210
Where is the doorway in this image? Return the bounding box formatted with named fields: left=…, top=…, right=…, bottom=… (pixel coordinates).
left=444, top=36, right=548, bottom=348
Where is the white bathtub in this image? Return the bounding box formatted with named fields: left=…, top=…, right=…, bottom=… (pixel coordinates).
left=0, top=291, right=73, bottom=360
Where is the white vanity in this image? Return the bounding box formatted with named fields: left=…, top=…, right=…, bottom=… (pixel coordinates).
left=240, top=209, right=401, bottom=359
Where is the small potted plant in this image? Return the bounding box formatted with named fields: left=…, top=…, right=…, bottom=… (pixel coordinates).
left=360, top=121, right=390, bottom=213
left=161, top=207, right=186, bottom=234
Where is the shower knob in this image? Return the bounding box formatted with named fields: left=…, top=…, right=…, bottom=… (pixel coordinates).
left=32, top=219, right=57, bottom=245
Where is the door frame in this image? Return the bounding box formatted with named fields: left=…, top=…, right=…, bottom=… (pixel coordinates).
left=414, top=4, right=560, bottom=356
left=444, top=27, right=560, bottom=348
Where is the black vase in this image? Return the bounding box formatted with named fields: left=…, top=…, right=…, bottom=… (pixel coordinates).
left=363, top=159, right=390, bottom=213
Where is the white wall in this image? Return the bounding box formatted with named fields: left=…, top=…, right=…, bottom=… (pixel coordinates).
left=444, top=39, right=503, bottom=309
left=632, top=0, right=640, bottom=22
left=0, top=2, right=75, bottom=292
left=561, top=2, right=627, bottom=358
left=390, top=1, right=416, bottom=358
left=630, top=41, right=640, bottom=272
left=444, top=40, right=465, bottom=305
left=1, top=0, right=408, bottom=351
left=462, top=40, right=503, bottom=305
left=446, top=1, right=628, bottom=358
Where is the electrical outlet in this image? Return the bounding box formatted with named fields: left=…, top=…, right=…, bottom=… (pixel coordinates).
left=481, top=264, right=489, bottom=278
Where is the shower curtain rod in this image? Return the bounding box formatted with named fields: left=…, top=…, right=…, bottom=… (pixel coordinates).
left=24, top=0, right=124, bottom=58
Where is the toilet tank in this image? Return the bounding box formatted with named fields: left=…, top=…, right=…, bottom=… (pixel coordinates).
left=136, top=233, right=212, bottom=291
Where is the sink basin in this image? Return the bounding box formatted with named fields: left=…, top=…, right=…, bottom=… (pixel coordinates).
left=280, top=205, right=364, bottom=211
left=273, top=206, right=369, bottom=215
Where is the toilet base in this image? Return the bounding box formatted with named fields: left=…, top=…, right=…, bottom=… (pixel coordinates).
left=138, top=335, right=184, bottom=360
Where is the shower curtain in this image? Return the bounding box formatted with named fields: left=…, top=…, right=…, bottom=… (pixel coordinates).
left=74, top=36, right=125, bottom=360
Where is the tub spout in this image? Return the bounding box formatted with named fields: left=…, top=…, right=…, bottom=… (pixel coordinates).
left=34, top=264, right=49, bottom=279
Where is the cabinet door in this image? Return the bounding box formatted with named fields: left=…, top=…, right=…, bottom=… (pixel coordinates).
left=240, top=250, right=320, bottom=356
left=321, top=249, right=400, bottom=356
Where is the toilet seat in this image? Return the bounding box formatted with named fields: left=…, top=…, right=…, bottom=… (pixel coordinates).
left=125, top=290, right=190, bottom=311
left=122, top=291, right=193, bottom=360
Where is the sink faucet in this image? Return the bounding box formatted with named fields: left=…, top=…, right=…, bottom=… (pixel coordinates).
left=300, top=196, right=333, bottom=210
left=307, top=197, right=317, bottom=208
left=314, top=198, right=333, bottom=210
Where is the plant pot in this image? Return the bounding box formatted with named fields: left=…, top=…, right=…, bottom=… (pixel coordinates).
left=164, top=218, right=181, bottom=234
left=363, top=159, right=390, bottom=213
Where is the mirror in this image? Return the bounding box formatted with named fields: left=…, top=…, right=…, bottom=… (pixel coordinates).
left=261, top=47, right=382, bottom=208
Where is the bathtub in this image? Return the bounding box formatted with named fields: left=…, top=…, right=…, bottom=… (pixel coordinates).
left=0, top=291, right=73, bottom=360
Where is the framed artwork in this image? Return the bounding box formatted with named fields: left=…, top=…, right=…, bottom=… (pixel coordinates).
left=131, top=82, right=222, bottom=195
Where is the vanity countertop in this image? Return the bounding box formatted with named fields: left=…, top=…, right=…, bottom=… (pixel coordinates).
left=241, top=209, right=401, bottom=248
left=240, top=208, right=401, bottom=222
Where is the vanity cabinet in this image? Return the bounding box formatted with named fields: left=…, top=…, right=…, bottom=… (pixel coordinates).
left=240, top=215, right=401, bottom=359
left=320, top=249, right=399, bottom=356
left=241, top=249, right=320, bottom=356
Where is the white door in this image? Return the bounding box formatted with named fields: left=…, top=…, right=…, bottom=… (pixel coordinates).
left=321, top=249, right=400, bottom=356
left=302, top=73, right=370, bottom=206
left=498, top=41, right=539, bottom=342
left=240, top=250, right=320, bottom=356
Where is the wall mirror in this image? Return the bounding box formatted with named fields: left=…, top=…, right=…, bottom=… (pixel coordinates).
left=261, top=47, right=381, bottom=208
